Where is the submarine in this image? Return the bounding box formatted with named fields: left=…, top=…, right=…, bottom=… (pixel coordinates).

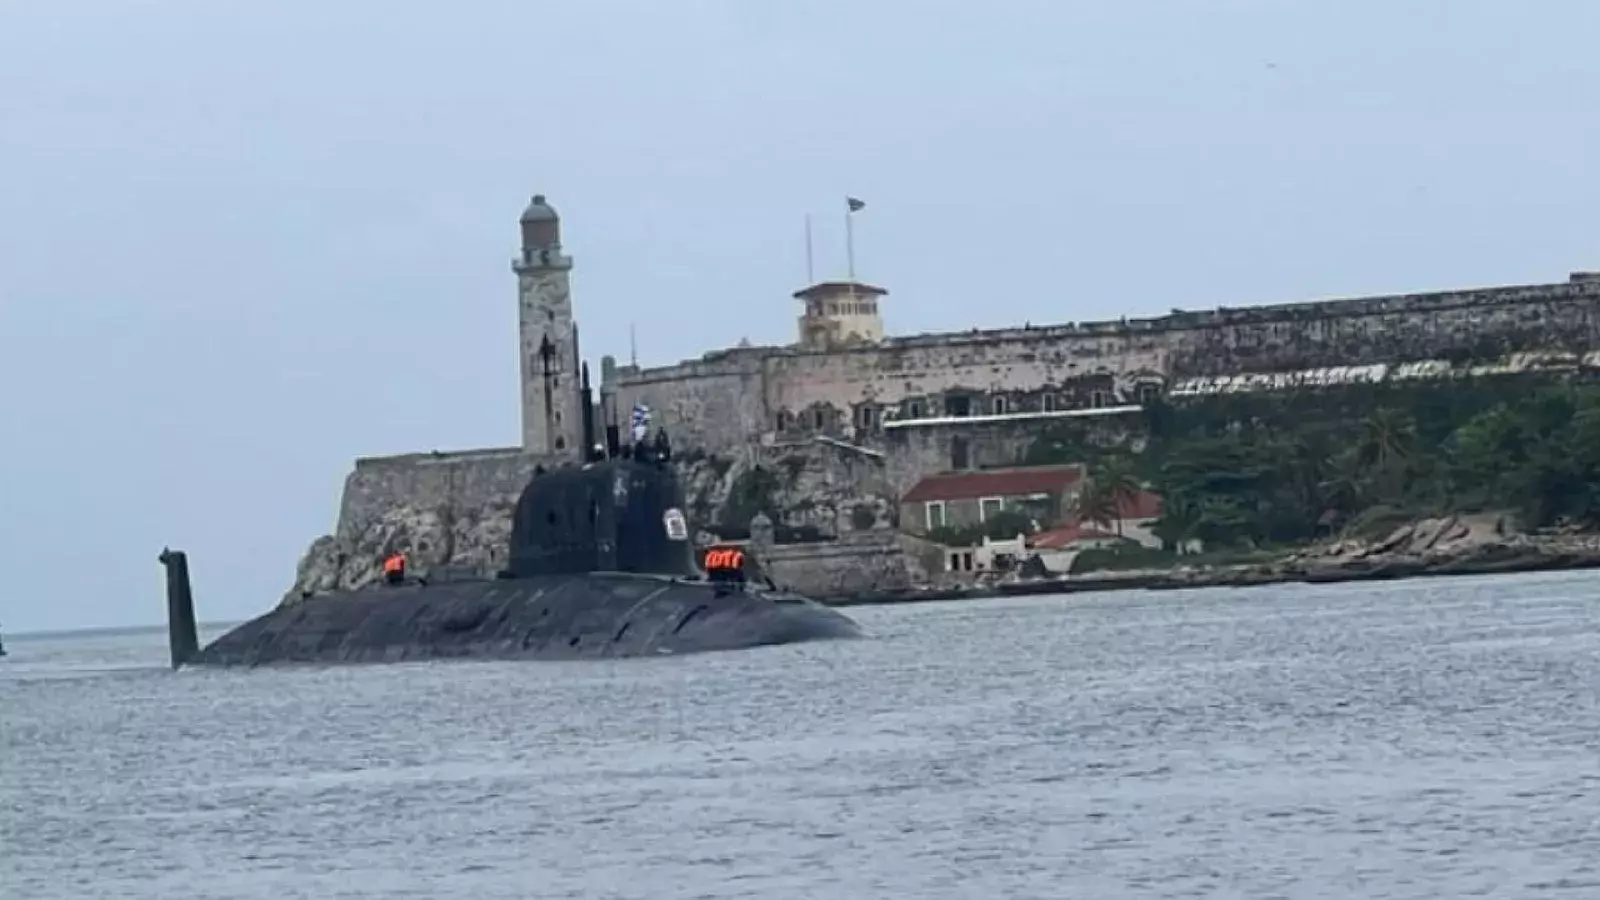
left=162, top=375, right=864, bottom=668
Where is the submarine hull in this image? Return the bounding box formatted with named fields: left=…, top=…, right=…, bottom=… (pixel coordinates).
left=189, top=573, right=863, bottom=667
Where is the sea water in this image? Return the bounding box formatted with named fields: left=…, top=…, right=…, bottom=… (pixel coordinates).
left=3, top=571, right=1598, bottom=898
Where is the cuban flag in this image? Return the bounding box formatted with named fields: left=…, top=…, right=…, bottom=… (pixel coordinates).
left=630, top=402, right=652, bottom=442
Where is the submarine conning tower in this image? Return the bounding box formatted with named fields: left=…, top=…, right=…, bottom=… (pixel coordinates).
left=506, top=435, right=700, bottom=579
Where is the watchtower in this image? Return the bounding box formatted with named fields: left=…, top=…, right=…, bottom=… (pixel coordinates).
left=514, top=194, right=583, bottom=459
left=794, top=280, right=888, bottom=350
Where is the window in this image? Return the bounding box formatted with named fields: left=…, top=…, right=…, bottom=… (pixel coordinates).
left=947, top=396, right=971, bottom=417
left=1018, top=494, right=1053, bottom=522
left=776, top=410, right=792, bottom=431
left=992, top=397, right=1008, bottom=415
left=1090, top=390, right=1107, bottom=409
left=855, top=406, right=876, bottom=430
left=950, top=436, right=970, bottom=470
left=908, top=400, right=924, bottom=419
left=979, top=497, right=1004, bottom=521
left=925, top=501, right=947, bottom=531
left=813, top=408, right=828, bottom=430
left=1043, top=394, right=1057, bottom=412
left=1138, top=383, right=1160, bottom=405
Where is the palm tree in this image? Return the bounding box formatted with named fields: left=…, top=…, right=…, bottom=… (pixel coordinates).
left=1361, top=408, right=1417, bottom=502
left=1083, top=456, right=1141, bottom=537
left=1317, top=446, right=1367, bottom=516
left=1074, top=481, right=1119, bottom=534
left=1152, top=493, right=1202, bottom=552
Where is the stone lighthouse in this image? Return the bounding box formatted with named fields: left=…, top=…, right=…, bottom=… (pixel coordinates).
left=514, top=194, right=582, bottom=459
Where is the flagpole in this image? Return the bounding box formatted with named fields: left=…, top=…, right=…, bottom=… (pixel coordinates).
left=805, top=214, right=815, bottom=284
left=845, top=206, right=856, bottom=282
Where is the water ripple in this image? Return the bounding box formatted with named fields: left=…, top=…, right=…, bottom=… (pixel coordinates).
left=3, top=570, right=1600, bottom=898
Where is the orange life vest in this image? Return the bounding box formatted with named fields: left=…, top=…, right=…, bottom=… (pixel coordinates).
left=383, top=553, right=406, bottom=574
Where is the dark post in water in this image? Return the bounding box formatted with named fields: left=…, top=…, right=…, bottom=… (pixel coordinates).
left=159, top=547, right=199, bottom=669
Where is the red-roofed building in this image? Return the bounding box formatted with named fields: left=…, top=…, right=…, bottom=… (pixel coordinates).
left=1023, top=522, right=1127, bottom=573
left=1028, top=523, right=1122, bottom=550
left=1066, top=488, right=1167, bottom=548
left=1022, top=488, right=1185, bottom=572
left=1111, top=490, right=1162, bottom=521
left=900, top=464, right=1085, bottom=536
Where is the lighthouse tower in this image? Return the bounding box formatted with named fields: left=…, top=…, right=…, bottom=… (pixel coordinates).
left=514, top=194, right=582, bottom=459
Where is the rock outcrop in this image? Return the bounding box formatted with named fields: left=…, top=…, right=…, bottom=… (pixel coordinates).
left=1149, top=512, right=1600, bottom=590
left=679, top=440, right=898, bottom=542
left=281, top=500, right=516, bottom=607
left=967, top=512, right=1600, bottom=601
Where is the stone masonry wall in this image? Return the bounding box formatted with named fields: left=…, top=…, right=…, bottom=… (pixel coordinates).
left=612, top=349, right=769, bottom=455
left=1163, top=278, right=1600, bottom=375
left=764, top=335, right=1167, bottom=431
left=754, top=531, right=923, bottom=600
left=880, top=409, right=1147, bottom=497
left=282, top=447, right=553, bottom=606
left=516, top=264, right=582, bottom=456
left=615, top=275, right=1600, bottom=455
left=336, top=447, right=547, bottom=538
left=676, top=437, right=897, bottom=539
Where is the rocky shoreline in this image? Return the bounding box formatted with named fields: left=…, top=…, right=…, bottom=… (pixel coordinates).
left=285, top=505, right=1600, bottom=611
left=824, top=514, right=1600, bottom=606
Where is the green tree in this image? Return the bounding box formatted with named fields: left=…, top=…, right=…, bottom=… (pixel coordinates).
left=1358, top=407, right=1417, bottom=501
left=1152, top=492, right=1202, bottom=551
left=1020, top=377, right=1600, bottom=549
left=1073, top=481, right=1119, bottom=533
left=1085, top=456, right=1141, bottom=536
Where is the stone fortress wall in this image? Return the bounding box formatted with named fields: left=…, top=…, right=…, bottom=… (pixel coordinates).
left=336, top=447, right=548, bottom=539
left=615, top=273, right=1600, bottom=458
left=279, top=190, right=1600, bottom=604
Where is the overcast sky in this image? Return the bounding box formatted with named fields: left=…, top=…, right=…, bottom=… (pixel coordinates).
left=2, top=1, right=1596, bottom=633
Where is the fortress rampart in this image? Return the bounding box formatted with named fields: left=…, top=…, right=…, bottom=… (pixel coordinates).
left=616, top=273, right=1600, bottom=456
left=336, top=447, right=548, bottom=540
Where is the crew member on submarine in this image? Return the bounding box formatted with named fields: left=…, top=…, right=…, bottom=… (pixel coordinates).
left=383, top=551, right=407, bottom=586
left=704, top=546, right=747, bottom=586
